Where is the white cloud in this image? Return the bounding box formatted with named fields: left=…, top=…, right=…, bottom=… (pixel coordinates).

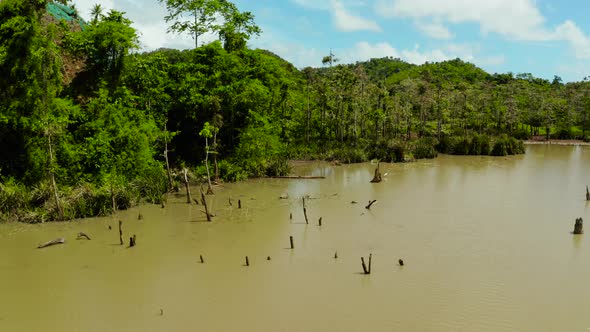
left=414, top=21, right=452, bottom=40
left=331, top=0, right=381, bottom=32
left=292, top=0, right=381, bottom=32
left=374, top=0, right=590, bottom=59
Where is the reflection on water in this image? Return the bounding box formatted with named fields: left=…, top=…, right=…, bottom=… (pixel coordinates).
left=1, top=145, right=590, bottom=331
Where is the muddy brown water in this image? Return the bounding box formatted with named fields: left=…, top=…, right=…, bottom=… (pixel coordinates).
left=1, top=145, right=590, bottom=332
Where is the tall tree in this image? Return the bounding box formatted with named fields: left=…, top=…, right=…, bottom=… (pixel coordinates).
left=159, top=0, right=232, bottom=48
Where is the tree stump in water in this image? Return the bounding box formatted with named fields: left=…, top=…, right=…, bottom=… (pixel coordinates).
left=370, top=163, right=382, bottom=183
left=574, top=217, right=584, bottom=234
left=119, top=220, right=123, bottom=245
left=129, top=234, right=136, bottom=247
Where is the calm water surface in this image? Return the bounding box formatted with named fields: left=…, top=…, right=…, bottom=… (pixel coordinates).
left=1, top=145, right=590, bottom=332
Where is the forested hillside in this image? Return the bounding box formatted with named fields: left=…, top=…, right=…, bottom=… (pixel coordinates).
left=1, top=0, right=589, bottom=222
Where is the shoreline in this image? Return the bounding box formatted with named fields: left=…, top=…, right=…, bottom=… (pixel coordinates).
left=524, top=140, right=590, bottom=146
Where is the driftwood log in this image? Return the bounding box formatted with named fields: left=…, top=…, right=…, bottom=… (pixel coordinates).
left=274, top=176, right=326, bottom=179
left=370, top=163, right=382, bottom=183
left=37, top=238, right=65, bottom=249
left=574, top=217, right=584, bottom=234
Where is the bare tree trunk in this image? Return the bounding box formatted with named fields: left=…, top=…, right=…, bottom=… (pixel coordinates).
left=204, top=137, right=213, bottom=194
left=47, top=132, right=63, bottom=220
left=212, top=132, right=219, bottom=184
left=164, top=124, right=173, bottom=191
left=183, top=168, right=192, bottom=204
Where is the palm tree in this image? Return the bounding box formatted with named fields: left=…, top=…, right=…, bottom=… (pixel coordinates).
left=91, top=4, right=103, bottom=23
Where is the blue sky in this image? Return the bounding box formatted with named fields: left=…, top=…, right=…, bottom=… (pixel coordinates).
left=72, top=0, right=590, bottom=82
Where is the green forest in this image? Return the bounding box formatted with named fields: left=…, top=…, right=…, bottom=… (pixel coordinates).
left=1, top=0, right=589, bottom=222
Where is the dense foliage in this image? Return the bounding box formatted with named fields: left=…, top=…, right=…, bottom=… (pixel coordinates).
left=1, top=0, right=588, bottom=221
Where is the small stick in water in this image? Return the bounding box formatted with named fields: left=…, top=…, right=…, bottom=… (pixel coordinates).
left=238, top=200, right=242, bottom=209
left=318, top=217, right=322, bottom=226
left=303, top=207, right=308, bottom=224
left=200, top=255, right=204, bottom=263
left=245, top=256, right=249, bottom=266
left=160, top=309, right=164, bottom=316
left=365, top=200, right=377, bottom=209
left=229, top=197, right=233, bottom=206
left=361, top=257, right=369, bottom=274
left=334, top=251, right=338, bottom=259
left=289, top=236, right=294, bottom=249
left=267, top=256, right=271, bottom=261
left=137, top=211, right=143, bottom=220
left=290, top=212, right=292, bottom=220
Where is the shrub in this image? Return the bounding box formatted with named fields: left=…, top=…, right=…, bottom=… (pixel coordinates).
left=412, top=137, right=438, bottom=159
left=266, top=158, right=291, bottom=177
left=469, top=134, right=491, bottom=155
left=387, top=139, right=407, bottom=162
left=218, top=160, right=248, bottom=182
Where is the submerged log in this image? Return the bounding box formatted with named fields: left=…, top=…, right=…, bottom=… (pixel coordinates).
left=76, top=232, right=91, bottom=240
left=37, top=238, right=65, bottom=249
left=574, top=217, right=584, bottom=234
left=273, top=176, right=326, bottom=179
left=370, top=163, right=382, bottom=183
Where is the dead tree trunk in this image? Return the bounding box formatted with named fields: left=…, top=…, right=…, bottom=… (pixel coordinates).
left=370, top=163, right=382, bottom=183
left=183, top=168, right=192, bottom=204
left=200, top=187, right=212, bottom=222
